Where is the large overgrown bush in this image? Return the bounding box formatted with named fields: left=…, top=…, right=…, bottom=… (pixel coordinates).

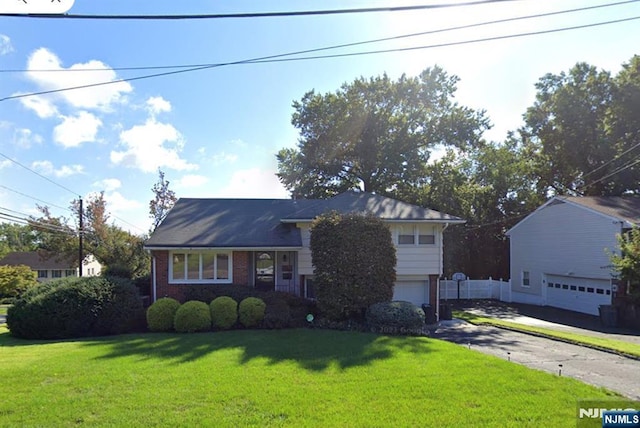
left=7, top=276, right=143, bottom=339
left=366, top=301, right=425, bottom=336
left=310, top=212, right=396, bottom=320
left=239, top=297, right=266, bottom=328
left=210, top=296, right=238, bottom=330
left=174, top=300, right=211, bottom=333
left=146, top=297, right=181, bottom=332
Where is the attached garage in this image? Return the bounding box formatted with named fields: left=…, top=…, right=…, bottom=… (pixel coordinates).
left=393, top=280, right=429, bottom=306
left=544, top=274, right=611, bottom=316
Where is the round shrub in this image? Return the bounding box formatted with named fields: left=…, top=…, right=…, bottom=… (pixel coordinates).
left=238, top=297, right=266, bottom=328
left=146, top=297, right=181, bottom=332
left=7, top=276, right=144, bottom=339
left=263, top=298, right=290, bottom=329
left=210, top=296, right=238, bottom=330
left=174, top=300, right=212, bottom=333
left=365, top=301, right=425, bottom=336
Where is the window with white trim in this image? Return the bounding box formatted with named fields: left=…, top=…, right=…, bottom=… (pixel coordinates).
left=522, top=271, right=530, bottom=287
left=52, top=270, right=62, bottom=278
left=37, top=270, right=48, bottom=279
left=170, top=251, right=232, bottom=283
left=397, top=225, right=436, bottom=245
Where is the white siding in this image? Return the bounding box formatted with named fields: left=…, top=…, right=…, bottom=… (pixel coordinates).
left=509, top=200, right=621, bottom=302
left=297, top=222, right=444, bottom=276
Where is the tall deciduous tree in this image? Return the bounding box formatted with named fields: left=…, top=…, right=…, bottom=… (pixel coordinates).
left=611, top=228, right=640, bottom=301
left=0, top=223, right=38, bottom=258
left=277, top=67, right=489, bottom=198
left=149, top=169, right=177, bottom=232
left=521, top=56, right=640, bottom=196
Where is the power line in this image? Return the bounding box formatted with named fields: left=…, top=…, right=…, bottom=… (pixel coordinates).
left=583, top=156, right=640, bottom=190
left=0, top=184, right=71, bottom=212
left=0, top=0, right=518, bottom=20
left=0, top=210, right=77, bottom=235
left=4, top=1, right=636, bottom=74
left=0, top=152, right=80, bottom=197
left=580, top=140, right=640, bottom=181
left=3, top=14, right=639, bottom=103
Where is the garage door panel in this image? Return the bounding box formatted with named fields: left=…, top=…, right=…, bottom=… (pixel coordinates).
left=393, top=281, right=428, bottom=306
left=545, top=275, right=611, bottom=315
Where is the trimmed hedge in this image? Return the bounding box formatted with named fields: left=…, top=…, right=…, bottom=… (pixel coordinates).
left=174, top=300, right=212, bottom=333
left=263, top=298, right=290, bottom=329
left=7, top=276, right=144, bottom=339
left=310, top=212, right=396, bottom=320
left=210, top=296, right=238, bottom=330
left=239, top=297, right=266, bottom=328
left=366, top=301, right=425, bottom=336
left=147, top=297, right=181, bottom=332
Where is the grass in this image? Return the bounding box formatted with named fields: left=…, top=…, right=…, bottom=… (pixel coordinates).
left=453, top=310, right=640, bottom=359
left=0, top=326, right=635, bottom=427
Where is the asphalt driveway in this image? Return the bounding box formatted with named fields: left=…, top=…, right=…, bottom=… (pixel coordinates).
left=433, top=319, right=640, bottom=400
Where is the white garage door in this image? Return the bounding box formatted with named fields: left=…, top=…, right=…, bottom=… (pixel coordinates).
left=393, top=281, right=428, bottom=306
left=545, top=275, right=611, bottom=315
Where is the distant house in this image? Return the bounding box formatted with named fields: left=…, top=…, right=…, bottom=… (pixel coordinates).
left=506, top=196, right=640, bottom=315
left=0, top=251, right=102, bottom=282
left=145, top=191, right=465, bottom=308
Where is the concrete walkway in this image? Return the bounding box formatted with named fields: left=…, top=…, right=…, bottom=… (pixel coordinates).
left=449, top=300, right=640, bottom=345
left=433, top=319, right=640, bottom=400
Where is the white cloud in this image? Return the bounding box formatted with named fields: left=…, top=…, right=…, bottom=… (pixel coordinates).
left=107, top=191, right=144, bottom=212
left=0, top=34, right=13, bottom=55
left=0, top=159, right=11, bottom=170
left=53, top=111, right=102, bottom=148
left=146, top=96, right=171, bottom=115
left=19, top=95, right=59, bottom=119
left=111, top=118, right=197, bottom=173
left=21, top=48, right=132, bottom=112
left=13, top=128, right=43, bottom=149
left=211, top=151, right=238, bottom=165
left=177, top=174, right=208, bottom=188
left=31, top=160, right=84, bottom=177
left=93, top=178, right=122, bottom=192
left=215, top=168, right=289, bottom=199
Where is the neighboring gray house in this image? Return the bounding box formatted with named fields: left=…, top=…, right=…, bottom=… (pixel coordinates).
left=506, top=196, right=640, bottom=315
left=144, top=191, right=464, bottom=307
left=0, top=251, right=102, bottom=282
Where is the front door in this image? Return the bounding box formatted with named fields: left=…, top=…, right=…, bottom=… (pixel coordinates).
left=255, top=251, right=275, bottom=291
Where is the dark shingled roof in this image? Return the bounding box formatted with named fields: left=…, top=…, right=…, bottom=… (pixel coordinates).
left=0, top=251, right=74, bottom=269
left=145, top=191, right=464, bottom=249
left=565, top=196, right=640, bottom=226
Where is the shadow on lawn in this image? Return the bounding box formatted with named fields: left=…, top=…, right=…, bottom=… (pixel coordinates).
left=77, top=329, right=437, bottom=371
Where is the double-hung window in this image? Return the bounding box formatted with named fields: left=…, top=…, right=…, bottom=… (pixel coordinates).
left=397, top=225, right=436, bottom=245
left=170, top=251, right=232, bottom=283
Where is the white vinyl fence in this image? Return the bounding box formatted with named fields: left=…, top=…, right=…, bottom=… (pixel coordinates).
left=439, top=277, right=511, bottom=302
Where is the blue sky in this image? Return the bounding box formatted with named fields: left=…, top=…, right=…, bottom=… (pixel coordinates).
left=0, top=0, right=639, bottom=234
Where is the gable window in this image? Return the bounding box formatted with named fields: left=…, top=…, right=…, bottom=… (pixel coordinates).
left=52, top=270, right=62, bottom=278
left=37, top=270, right=48, bottom=279
left=522, top=271, right=530, bottom=287
left=170, top=251, right=232, bottom=283
left=397, top=225, right=436, bottom=245
left=417, top=225, right=435, bottom=245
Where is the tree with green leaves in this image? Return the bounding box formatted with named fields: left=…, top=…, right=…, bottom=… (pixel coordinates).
left=277, top=67, right=489, bottom=198
left=521, top=55, right=640, bottom=196
left=149, top=169, right=177, bottom=232
left=0, top=265, right=38, bottom=298
left=611, top=227, right=640, bottom=302
left=0, top=223, right=38, bottom=258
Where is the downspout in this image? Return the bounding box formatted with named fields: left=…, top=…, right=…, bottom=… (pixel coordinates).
left=152, top=256, right=157, bottom=303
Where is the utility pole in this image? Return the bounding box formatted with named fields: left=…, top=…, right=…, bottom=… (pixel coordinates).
left=78, top=197, right=83, bottom=277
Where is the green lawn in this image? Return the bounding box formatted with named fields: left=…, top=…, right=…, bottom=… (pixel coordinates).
left=453, top=310, right=640, bottom=359
left=0, top=325, right=634, bottom=427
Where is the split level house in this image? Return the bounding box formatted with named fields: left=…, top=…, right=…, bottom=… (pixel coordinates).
left=145, top=191, right=465, bottom=309
left=0, top=251, right=102, bottom=282
left=507, top=196, right=640, bottom=315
